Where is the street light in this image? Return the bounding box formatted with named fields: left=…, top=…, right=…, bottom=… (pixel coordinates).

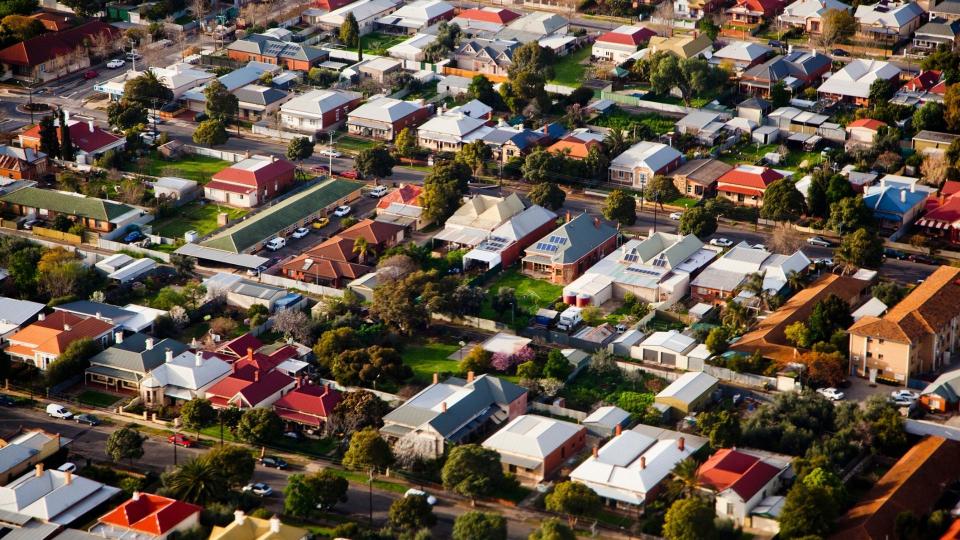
left=172, top=427, right=179, bottom=466
left=458, top=340, right=466, bottom=362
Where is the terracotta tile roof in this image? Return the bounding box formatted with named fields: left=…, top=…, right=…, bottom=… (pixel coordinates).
left=377, top=184, right=422, bottom=209
left=730, top=274, right=869, bottom=363
left=547, top=136, right=604, bottom=159
left=205, top=368, right=294, bottom=408
left=21, top=120, right=122, bottom=155
left=98, top=493, right=201, bottom=536
left=7, top=312, right=114, bottom=356
left=29, top=13, right=74, bottom=32
left=831, top=437, right=960, bottom=540
left=456, top=7, right=521, bottom=24
left=597, top=26, right=658, bottom=46
left=273, top=383, right=342, bottom=426
left=281, top=255, right=371, bottom=281
left=338, top=218, right=404, bottom=246
left=698, top=449, right=782, bottom=501
left=903, top=70, right=942, bottom=92
left=0, top=21, right=119, bottom=67
left=847, top=118, right=887, bottom=131
left=307, top=236, right=357, bottom=263
left=848, top=266, right=960, bottom=343
left=718, top=166, right=783, bottom=189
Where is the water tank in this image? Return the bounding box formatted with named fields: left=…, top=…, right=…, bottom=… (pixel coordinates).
left=563, top=293, right=576, bottom=305
left=576, top=294, right=591, bottom=307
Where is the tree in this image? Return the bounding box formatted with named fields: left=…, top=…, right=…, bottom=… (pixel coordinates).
left=180, top=398, right=216, bottom=436
left=286, top=136, right=313, bottom=168
left=698, top=409, right=742, bottom=448
left=105, top=427, right=145, bottom=464
left=125, top=70, right=174, bottom=107
left=836, top=227, right=884, bottom=268
left=45, top=337, right=98, bottom=386
left=761, top=178, right=806, bottom=222
left=458, top=139, right=492, bottom=176
left=820, top=8, right=856, bottom=48
left=946, top=84, right=960, bottom=133
left=343, top=427, right=394, bottom=472
left=644, top=175, right=681, bottom=205
left=453, top=511, right=506, bottom=540
left=460, top=345, right=492, bottom=374
left=697, top=16, right=719, bottom=41
left=809, top=294, right=853, bottom=345
left=161, top=458, right=228, bottom=505
left=542, top=349, right=572, bottom=380
left=192, top=119, right=228, bottom=145
left=204, top=80, right=238, bottom=122
left=662, top=497, right=717, bottom=540
left=340, top=12, right=359, bottom=48
left=107, top=101, right=148, bottom=131
left=235, top=408, right=283, bottom=445
left=389, top=494, right=436, bottom=532
left=863, top=394, right=907, bottom=454
left=779, top=482, right=838, bottom=538
left=770, top=80, right=791, bottom=109
left=522, top=149, right=560, bottom=184
left=827, top=196, right=873, bottom=233
left=872, top=281, right=906, bottom=307
left=649, top=53, right=723, bottom=107
left=324, top=390, right=389, bottom=436
left=38, top=115, right=60, bottom=159
left=272, top=309, right=312, bottom=343
left=705, top=326, right=731, bottom=355
left=421, top=159, right=470, bottom=223
left=203, top=444, right=255, bottom=488
left=355, top=145, right=395, bottom=180
left=545, top=481, right=600, bottom=523
left=795, top=351, right=847, bottom=387
left=284, top=470, right=348, bottom=517
left=528, top=519, right=576, bottom=540
left=61, top=0, right=105, bottom=17
left=330, top=345, right=410, bottom=386
left=602, top=189, right=636, bottom=226
left=468, top=74, right=498, bottom=106
left=913, top=101, right=946, bottom=133
left=0, top=0, right=39, bottom=18
left=785, top=321, right=813, bottom=348
left=441, top=444, right=504, bottom=501
left=528, top=182, right=566, bottom=210
left=394, top=127, right=417, bottom=160
left=679, top=206, right=717, bottom=238
left=57, top=108, right=74, bottom=162
left=807, top=172, right=830, bottom=218
left=826, top=174, right=854, bottom=204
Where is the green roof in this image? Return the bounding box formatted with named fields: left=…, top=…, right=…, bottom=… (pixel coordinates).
left=201, top=179, right=363, bottom=253
left=1, top=187, right=136, bottom=222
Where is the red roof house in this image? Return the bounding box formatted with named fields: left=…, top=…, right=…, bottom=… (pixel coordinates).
left=716, top=165, right=784, bottom=207
left=596, top=25, right=658, bottom=46
left=216, top=334, right=263, bottom=360
left=0, top=21, right=120, bottom=82
left=454, top=7, right=521, bottom=25
left=697, top=449, right=786, bottom=527
left=20, top=119, right=125, bottom=159
left=338, top=218, right=406, bottom=252
left=204, top=155, right=296, bottom=208
left=313, top=0, right=355, bottom=10
left=376, top=184, right=422, bottom=210
left=273, top=382, right=342, bottom=428
left=727, top=0, right=785, bottom=24
left=846, top=118, right=887, bottom=149
left=29, top=13, right=74, bottom=32
left=204, top=347, right=296, bottom=409
left=903, top=70, right=943, bottom=93
left=918, top=181, right=960, bottom=245
left=96, top=493, right=201, bottom=539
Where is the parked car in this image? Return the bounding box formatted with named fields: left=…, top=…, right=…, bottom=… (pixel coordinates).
left=310, top=165, right=330, bottom=175
left=369, top=185, right=389, bottom=198
left=816, top=387, right=845, bottom=401
left=23, top=219, right=44, bottom=230
left=405, top=489, right=437, bottom=506
left=909, top=253, right=936, bottom=265
left=260, top=456, right=288, bottom=469
left=246, top=256, right=281, bottom=276
left=106, top=59, right=125, bottom=69
left=814, top=257, right=834, bottom=267
left=883, top=248, right=908, bottom=260
left=339, top=169, right=358, bottom=179
left=832, top=48, right=850, bottom=57
left=58, top=462, right=77, bottom=473
left=123, top=230, right=146, bottom=243
left=83, top=70, right=98, bottom=80
left=319, top=148, right=342, bottom=158
left=243, top=483, right=273, bottom=496
left=668, top=212, right=683, bottom=220
left=146, top=115, right=164, bottom=125
left=333, top=205, right=352, bottom=217
left=126, top=51, right=142, bottom=60
left=753, top=244, right=766, bottom=250
left=312, top=217, right=330, bottom=229
left=0, top=394, right=15, bottom=406
left=709, top=237, right=733, bottom=247
left=807, top=236, right=832, bottom=247
left=46, top=404, right=73, bottom=419
left=291, top=227, right=310, bottom=239
left=167, top=434, right=194, bottom=447
left=891, top=390, right=919, bottom=401
left=194, top=112, right=208, bottom=122
left=265, top=237, right=287, bottom=251
left=75, top=413, right=100, bottom=426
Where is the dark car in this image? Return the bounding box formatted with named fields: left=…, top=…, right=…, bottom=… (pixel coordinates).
left=194, top=112, right=208, bottom=122
left=883, top=248, right=908, bottom=260
left=83, top=70, right=98, bottom=80
left=832, top=48, right=850, bottom=57
left=260, top=456, right=288, bottom=469
left=909, top=253, right=937, bottom=265
left=123, top=230, right=145, bottom=243
left=75, top=413, right=100, bottom=426
left=0, top=394, right=15, bottom=406
left=768, top=39, right=783, bottom=48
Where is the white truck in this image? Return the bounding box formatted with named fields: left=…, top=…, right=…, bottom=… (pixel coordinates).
left=556, top=307, right=583, bottom=332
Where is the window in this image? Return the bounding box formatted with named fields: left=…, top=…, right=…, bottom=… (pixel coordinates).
left=879, top=339, right=885, bottom=344
left=878, top=354, right=884, bottom=359
left=726, top=503, right=734, bottom=516
left=867, top=352, right=873, bottom=358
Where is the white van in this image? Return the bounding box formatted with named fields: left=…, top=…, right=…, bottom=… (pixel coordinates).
left=46, top=403, right=72, bottom=419
left=265, top=237, right=286, bottom=251
left=556, top=306, right=583, bottom=332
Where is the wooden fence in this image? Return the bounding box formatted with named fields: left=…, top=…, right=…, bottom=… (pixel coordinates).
left=441, top=66, right=508, bottom=83
left=32, top=226, right=82, bottom=244
left=258, top=272, right=345, bottom=298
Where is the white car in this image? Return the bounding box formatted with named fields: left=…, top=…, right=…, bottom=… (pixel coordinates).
left=106, top=59, right=125, bottom=69
left=126, top=51, right=142, bottom=60
left=319, top=148, right=341, bottom=158
left=291, top=227, right=310, bottom=239
left=816, top=387, right=845, bottom=401
left=146, top=115, right=164, bottom=125
left=368, top=186, right=389, bottom=198
left=57, top=462, right=77, bottom=473
left=243, top=483, right=273, bottom=497
left=814, top=257, right=834, bottom=267
left=890, top=390, right=919, bottom=401
left=46, top=403, right=73, bottom=419
left=807, top=236, right=832, bottom=247
left=404, top=488, right=437, bottom=506
left=669, top=212, right=683, bottom=220
left=333, top=205, right=351, bottom=217
left=709, top=237, right=733, bottom=247
left=265, top=237, right=286, bottom=251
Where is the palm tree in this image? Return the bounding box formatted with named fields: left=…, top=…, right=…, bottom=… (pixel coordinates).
left=721, top=300, right=752, bottom=331
left=667, top=458, right=701, bottom=499
left=603, top=128, right=628, bottom=158
left=739, top=271, right=771, bottom=311
left=352, top=237, right=370, bottom=263
left=162, top=458, right=227, bottom=505
left=786, top=270, right=805, bottom=292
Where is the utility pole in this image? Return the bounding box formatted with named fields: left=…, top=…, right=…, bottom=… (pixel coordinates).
left=368, top=468, right=374, bottom=527
left=328, top=131, right=335, bottom=175
left=172, top=429, right=178, bottom=466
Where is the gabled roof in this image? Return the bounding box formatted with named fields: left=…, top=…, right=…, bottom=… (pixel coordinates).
left=818, top=59, right=901, bottom=99
left=1, top=186, right=135, bottom=223
left=98, top=493, right=201, bottom=536
left=781, top=0, right=850, bottom=20
left=713, top=41, right=772, bottom=62
left=482, top=414, right=583, bottom=459
left=272, top=383, right=342, bottom=426
left=698, top=449, right=782, bottom=501
left=417, top=112, right=487, bottom=139
left=648, top=34, right=713, bottom=58
left=0, top=21, right=119, bottom=67
left=211, top=156, right=295, bottom=189
left=455, top=39, right=517, bottom=66
left=21, top=120, right=123, bottom=155
left=348, top=97, right=427, bottom=124
left=903, top=70, right=943, bottom=93
left=455, top=7, right=521, bottom=24
left=141, top=351, right=232, bottom=392
left=227, top=34, right=327, bottom=62
left=718, top=165, right=783, bottom=189
left=88, top=334, right=189, bottom=378
left=7, top=312, right=115, bottom=356
left=377, top=184, right=421, bottom=209
left=854, top=1, right=924, bottom=28
left=339, top=218, right=405, bottom=245
left=217, top=334, right=262, bottom=359
left=525, top=213, right=617, bottom=265
left=610, top=141, right=682, bottom=173
left=847, top=118, right=886, bottom=131
left=657, top=371, right=718, bottom=404
left=281, top=89, right=362, bottom=117
left=862, top=184, right=927, bottom=217
left=596, top=25, right=657, bottom=46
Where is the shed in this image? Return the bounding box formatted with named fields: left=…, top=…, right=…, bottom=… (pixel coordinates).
left=108, top=258, right=157, bottom=284
left=688, top=302, right=714, bottom=321
left=481, top=333, right=532, bottom=355
left=153, top=177, right=198, bottom=203
left=608, top=328, right=644, bottom=357
left=437, top=75, right=472, bottom=96
left=582, top=405, right=631, bottom=437
left=655, top=371, right=718, bottom=416
left=96, top=253, right=135, bottom=274
left=752, top=125, right=780, bottom=144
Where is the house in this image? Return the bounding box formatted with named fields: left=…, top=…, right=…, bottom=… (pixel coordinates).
left=453, top=39, right=518, bottom=79
left=691, top=242, right=811, bottom=304
left=0, top=297, right=45, bottom=341
left=210, top=512, right=307, bottom=540
left=0, top=145, right=49, bottom=181
left=854, top=1, right=924, bottom=45
left=675, top=0, right=725, bottom=21
left=861, top=179, right=928, bottom=233
left=92, top=493, right=201, bottom=540
left=852, top=297, right=888, bottom=322
left=570, top=425, right=707, bottom=508
left=339, top=218, right=406, bottom=252
left=316, top=0, right=403, bottom=35
left=375, top=184, right=432, bottom=230
left=226, top=278, right=303, bottom=313
left=716, top=165, right=784, bottom=207
left=450, top=7, right=521, bottom=36
left=778, top=0, right=850, bottom=33
left=272, top=382, right=342, bottom=430
left=226, top=34, right=327, bottom=71
left=845, top=118, right=886, bottom=149
left=416, top=111, right=490, bottom=152
left=671, top=159, right=733, bottom=198
left=481, top=415, right=586, bottom=485
left=434, top=193, right=527, bottom=248
left=582, top=405, right=631, bottom=437
left=463, top=205, right=558, bottom=270
left=0, top=430, right=69, bottom=486
left=730, top=274, right=869, bottom=363
left=357, top=57, right=404, bottom=84
left=521, top=213, right=619, bottom=285
left=931, top=0, right=960, bottom=21
left=592, top=25, right=658, bottom=64
left=648, top=34, right=713, bottom=59
left=204, top=348, right=297, bottom=409
left=919, top=368, right=960, bottom=412
left=138, top=351, right=233, bottom=408
left=95, top=64, right=214, bottom=101
left=697, top=448, right=789, bottom=529
left=29, top=12, right=73, bottom=32
left=204, top=156, right=295, bottom=208
left=375, top=0, right=454, bottom=34
left=20, top=119, right=125, bottom=161
left=818, top=59, right=901, bottom=106
left=0, top=21, right=120, bottom=82
left=0, top=186, right=141, bottom=235
left=233, top=85, right=290, bottom=122
left=675, top=111, right=725, bottom=143
left=380, top=373, right=527, bottom=459
left=481, top=123, right=553, bottom=164
left=848, top=266, right=960, bottom=384
left=608, top=141, right=683, bottom=189
left=279, top=89, right=362, bottom=136
left=387, top=33, right=437, bottom=62
left=831, top=436, right=960, bottom=540
left=632, top=330, right=712, bottom=371
left=0, top=465, right=121, bottom=525
left=280, top=234, right=377, bottom=287
left=5, top=311, right=115, bottom=370
left=152, top=177, right=197, bottom=203
left=892, top=69, right=947, bottom=105
left=655, top=371, right=719, bottom=416
left=740, top=51, right=832, bottom=97
left=547, top=129, right=605, bottom=160
left=437, top=75, right=472, bottom=96
left=913, top=19, right=960, bottom=51
left=346, top=97, right=432, bottom=141
left=737, top=97, right=771, bottom=124
left=85, top=333, right=189, bottom=393
left=53, top=301, right=164, bottom=333
left=710, top=41, right=772, bottom=72
left=912, top=130, right=960, bottom=154
left=496, top=12, right=568, bottom=42
left=181, top=62, right=280, bottom=113
left=563, top=232, right=716, bottom=307
left=726, top=0, right=786, bottom=26
left=917, top=181, right=960, bottom=244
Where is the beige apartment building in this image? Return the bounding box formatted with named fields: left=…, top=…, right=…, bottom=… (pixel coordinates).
left=848, top=266, right=960, bottom=385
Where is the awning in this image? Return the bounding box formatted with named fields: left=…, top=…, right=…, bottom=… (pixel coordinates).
left=433, top=227, right=488, bottom=246
left=497, top=453, right=543, bottom=470
left=463, top=248, right=501, bottom=269
left=86, top=365, right=140, bottom=382
left=576, top=482, right=644, bottom=506
left=175, top=243, right=269, bottom=269
left=276, top=409, right=322, bottom=428
left=164, top=387, right=195, bottom=401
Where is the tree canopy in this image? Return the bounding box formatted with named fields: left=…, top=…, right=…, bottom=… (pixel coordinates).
left=355, top=145, right=396, bottom=179
left=760, top=178, right=807, bottom=222
left=528, top=181, right=566, bottom=210
left=342, top=427, right=394, bottom=472
left=679, top=206, right=717, bottom=238
left=602, top=189, right=636, bottom=226
left=441, top=444, right=504, bottom=501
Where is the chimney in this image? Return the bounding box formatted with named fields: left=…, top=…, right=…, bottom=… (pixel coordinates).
left=115, top=331, right=123, bottom=344
left=911, top=182, right=915, bottom=193
left=441, top=401, right=447, bottom=412
left=64, top=110, right=70, bottom=123
left=234, top=510, right=246, bottom=526
left=165, top=349, right=174, bottom=363
left=678, top=437, right=685, bottom=451
left=269, top=515, right=281, bottom=534
left=38, top=313, right=45, bottom=321
left=88, top=120, right=94, bottom=133
left=145, top=338, right=154, bottom=350
left=640, top=456, right=646, bottom=469
left=592, top=446, right=598, bottom=458
left=467, top=371, right=474, bottom=383
left=254, top=370, right=260, bottom=383
left=35, top=463, right=43, bottom=477
left=195, top=351, right=203, bottom=367
left=132, top=491, right=141, bottom=501
left=594, top=217, right=600, bottom=229
left=64, top=470, right=72, bottom=485
left=615, top=424, right=622, bottom=436
left=566, top=210, right=571, bottom=222
left=296, top=375, right=302, bottom=389
left=432, top=372, right=438, bottom=384
left=95, top=311, right=102, bottom=320
left=900, top=190, right=906, bottom=203
left=247, top=347, right=254, bottom=362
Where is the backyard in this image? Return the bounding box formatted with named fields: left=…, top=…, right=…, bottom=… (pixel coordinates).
left=478, top=268, right=563, bottom=326
left=550, top=46, right=592, bottom=87
left=592, top=108, right=675, bottom=136
left=401, top=342, right=461, bottom=384
left=559, top=365, right=665, bottom=413
left=122, top=151, right=232, bottom=183
left=351, top=32, right=407, bottom=54
left=720, top=142, right=824, bottom=171
left=150, top=202, right=247, bottom=239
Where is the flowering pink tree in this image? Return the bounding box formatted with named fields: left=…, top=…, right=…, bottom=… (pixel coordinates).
left=491, top=346, right=536, bottom=372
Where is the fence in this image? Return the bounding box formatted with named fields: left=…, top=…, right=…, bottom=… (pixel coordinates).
left=430, top=312, right=514, bottom=334
left=251, top=123, right=316, bottom=142
left=32, top=226, right=82, bottom=244
left=97, top=238, right=172, bottom=262
left=616, top=360, right=683, bottom=381
left=529, top=401, right=588, bottom=421
left=441, top=66, right=508, bottom=83
left=183, top=144, right=248, bottom=163
left=599, top=88, right=694, bottom=116
left=199, top=54, right=245, bottom=69
left=702, top=364, right=777, bottom=389
left=258, top=273, right=345, bottom=298
left=312, top=377, right=404, bottom=406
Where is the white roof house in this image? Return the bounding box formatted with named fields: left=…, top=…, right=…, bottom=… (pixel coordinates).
left=609, top=141, right=683, bottom=187
left=482, top=414, right=584, bottom=468
left=481, top=332, right=532, bottom=355
left=387, top=33, right=437, bottom=61
left=318, top=0, right=402, bottom=32
left=582, top=405, right=631, bottom=436
left=711, top=41, right=771, bottom=66
left=416, top=112, right=490, bottom=149
left=570, top=426, right=707, bottom=506
left=779, top=0, right=850, bottom=25
left=854, top=1, right=924, bottom=30
left=496, top=12, right=568, bottom=41
left=376, top=0, right=454, bottom=31
left=818, top=59, right=901, bottom=100
left=281, top=89, right=361, bottom=120
left=141, top=350, right=233, bottom=401
left=0, top=431, right=69, bottom=483
left=0, top=467, right=121, bottom=525
left=434, top=193, right=528, bottom=246
left=448, top=99, right=493, bottom=119
left=691, top=242, right=810, bottom=297
left=0, top=297, right=45, bottom=338
left=852, top=296, right=888, bottom=322
left=349, top=97, right=424, bottom=123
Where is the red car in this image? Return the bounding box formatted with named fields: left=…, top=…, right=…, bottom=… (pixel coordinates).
left=83, top=70, right=98, bottom=80
left=310, top=165, right=330, bottom=175
left=339, top=169, right=358, bottom=179
left=167, top=434, right=194, bottom=447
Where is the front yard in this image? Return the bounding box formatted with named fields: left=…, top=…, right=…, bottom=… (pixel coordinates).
left=478, top=268, right=563, bottom=325
left=550, top=46, right=592, bottom=87
left=150, top=202, right=248, bottom=239
left=335, top=135, right=378, bottom=154
left=76, top=390, right=121, bottom=408
left=123, top=151, right=232, bottom=183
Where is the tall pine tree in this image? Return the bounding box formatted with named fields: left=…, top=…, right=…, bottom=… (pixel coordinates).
left=38, top=115, right=60, bottom=160
left=58, top=109, right=74, bottom=162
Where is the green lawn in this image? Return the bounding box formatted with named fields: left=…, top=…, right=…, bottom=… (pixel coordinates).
left=478, top=268, right=563, bottom=324
left=335, top=135, right=378, bottom=154
left=402, top=342, right=461, bottom=384
left=150, top=202, right=247, bottom=239
left=592, top=108, right=675, bottom=136
left=550, top=47, right=592, bottom=86
left=664, top=196, right=699, bottom=208
left=198, top=426, right=338, bottom=457
left=719, top=142, right=823, bottom=171
left=351, top=32, right=408, bottom=53
left=123, top=151, right=232, bottom=183
left=329, top=469, right=409, bottom=494
left=76, top=390, right=121, bottom=408
left=643, top=92, right=715, bottom=109
left=406, top=80, right=438, bottom=101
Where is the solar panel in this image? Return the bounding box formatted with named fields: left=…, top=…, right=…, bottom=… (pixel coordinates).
left=625, top=266, right=660, bottom=276
left=623, top=253, right=639, bottom=263
left=549, top=235, right=567, bottom=245
left=490, top=236, right=509, bottom=244
left=535, top=242, right=558, bottom=252
left=652, top=257, right=668, bottom=267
